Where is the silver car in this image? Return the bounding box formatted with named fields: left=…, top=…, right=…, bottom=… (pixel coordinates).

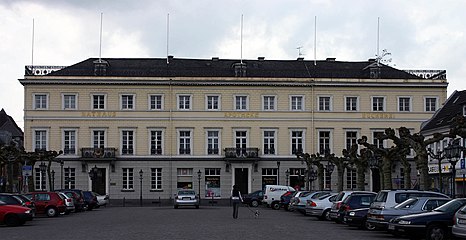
left=453, top=204, right=466, bottom=238
left=306, top=193, right=337, bottom=220
left=174, top=189, right=199, bottom=209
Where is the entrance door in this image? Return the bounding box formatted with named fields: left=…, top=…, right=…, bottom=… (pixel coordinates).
left=91, top=168, right=106, bottom=195
left=234, top=168, right=249, bottom=194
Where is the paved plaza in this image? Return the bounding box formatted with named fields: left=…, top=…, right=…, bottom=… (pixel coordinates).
left=1, top=205, right=400, bottom=240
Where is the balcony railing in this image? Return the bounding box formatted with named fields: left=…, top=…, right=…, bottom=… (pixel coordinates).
left=81, top=147, right=117, bottom=159
left=224, top=148, right=259, bottom=158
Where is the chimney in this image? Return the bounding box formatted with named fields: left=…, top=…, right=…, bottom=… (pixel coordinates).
left=167, top=55, right=174, bottom=62
left=297, top=57, right=304, bottom=61
left=212, top=57, right=219, bottom=62
left=258, top=57, right=265, bottom=61
left=326, top=57, right=336, bottom=62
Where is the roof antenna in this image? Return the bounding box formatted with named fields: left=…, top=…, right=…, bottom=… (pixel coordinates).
left=376, top=17, right=379, bottom=66
left=240, top=14, right=243, bottom=64
left=31, top=18, right=35, bottom=72
left=297, top=46, right=304, bottom=57
left=99, top=12, right=103, bottom=62
left=166, top=13, right=170, bottom=64
left=314, top=16, right=317, bottom=66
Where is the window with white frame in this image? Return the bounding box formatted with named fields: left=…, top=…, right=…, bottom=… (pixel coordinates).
left=34, top=130, right=47, bottom=151
left=291, top=130, right=303, bottom=154
left=63, top=94, right=77, bottom=110
left=35, top=168, right=46, bottom=190
left=207, top=130, right=220, bottom=155
left=205, top=168, right=221, bottom=198
left=263, top=96, right=276, bottom=111
left=318, top=96, right=331, bottom=111
left=149, top=94, right=163, bottom=110
left=318, top=130, right=331, bottom=154
left=34, top=94, right=48, bottom=109
left=235, top=95, right=248, bottom=110
left=121, top=94, right=134, bottom=110
left=263, top=130, right=276, bottom=155
left=64, top=167, right=75, bottom=189
left=373, top=131, right=385, bottom=148
left=235, top=130, right=248, bottom=152
left=63, top=130, right=77, bottom=155
left=178, top=95, right=191, bottom=110
left=346, top=169, right=357, bottom=189
left=372, top=97, right=385, bottom=111
left=345, top=96, right=358, bottom=111
left=345, top=131, right=358, bottom=150
left=206, top=95, right=220, bottom=110
left=92, top=94, right=106, bottom=110
left=122, top=168, right=134, bottom=190
left=398, top=97, right=411, bottom=112
left=425, top=97, right=438, bottom=112
left=290, top=95, right=304, bottom=111
left=179, top=130, right=192, bottom=155
left=92, top=130, right=105, bottom=148
left=121, top=130, right=134, bottom=155
left=262, top=168, right=278, bottom=185
left=151, top=168, right=162, bottom=190
left=150, top=130, right=163, bottom=155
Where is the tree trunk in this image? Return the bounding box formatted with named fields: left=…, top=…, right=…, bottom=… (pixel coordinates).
left=403, top=163, right=411, bottom=189
left=317, top=164, right=324, bottom=191
left=356, top=166, right=366, bottom=191
left=382, top=156, right=392, bottom=189
left=416, top=152, right=430, bottom=190
left=337, top=167, right=345, bottom=192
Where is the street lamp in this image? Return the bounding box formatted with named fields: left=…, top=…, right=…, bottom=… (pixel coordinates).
left=197, top=170, right=202, bottom=203
left=428, top=147, right=447, bottom=193
left=276, top=161, right=281, bottom=185
left=325, top=161, right=335, bottom=190
left=51, top=170, right=55, bottom=191
left=60, top=160, right=64, bottom=189
left=444, top=140, right=463, bottom=198
left=285, top=169, right=290, bottom=186
left=39, top=162, right=47, bottom=191
left=139, top=169, right=143, bottom=207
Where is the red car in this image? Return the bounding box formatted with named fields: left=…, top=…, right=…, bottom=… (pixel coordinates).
left=0, top=201, right=33, bottom=226
left=24, top=192, right=66, bottom=217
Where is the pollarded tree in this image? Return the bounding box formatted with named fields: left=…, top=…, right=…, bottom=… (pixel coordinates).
left=343, top=144, right=367, bottom=191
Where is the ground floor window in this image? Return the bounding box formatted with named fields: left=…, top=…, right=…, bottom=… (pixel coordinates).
left=205, top=168, right=221, bottom=198
left=64, top=167, right=76, bottom=189
left=122, top=168, right=134, bottom=190
left=34, top=168, right=46, bottom=190
left=261, top=168, right=278, bottom=189
left=151, top=168, right=162, bottom=190
left=177, top=168, right=193, bottom=189
left=289, top=168, right=305, bottom=190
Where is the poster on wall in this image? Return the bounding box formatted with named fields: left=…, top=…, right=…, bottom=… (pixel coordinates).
left=177, top=182, right=193, bottom=189
left=262, top=176, right=277, bottom=189
left=205, top=176, right=221, bottom=198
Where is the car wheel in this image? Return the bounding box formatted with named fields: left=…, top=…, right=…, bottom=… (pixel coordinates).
left=195, top=205, right=199, bottom=209
left=251, top=200, right=259, bottom=207
left=271, top=202, right=280, bottom=210
left=427, top=225, right=447, bottom=240
left=4, top=214, right=20, bottom=227
left=46, top=207, right=58, bottom=217
left=364, top=220, right=376, bottom=231
left=174, top=205, right=178, bottom=209
left=323, top=209, right=331, bottom=221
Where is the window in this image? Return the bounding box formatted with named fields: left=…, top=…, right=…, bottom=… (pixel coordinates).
left=149, top=95, right=163, bottom=110
left=263, top=130, right=276, bottom=155
left=235, top=96, right=248, bottom=110
left=64, top=167, right=75, bottom=189
left=121, top=94, right=134, bottom=110
left=207, top=130, right=219, bottom=155
left=92, top=94, right=105, bottom=110
left=151, top=168, right=162, bottom=190
left=121, top=130, right=134, bottom=155
left=235, top=131, right=248, bottom=155
left=290, top=95, right=303, bottom=111
left=206, top=95, right=220, bottom=110
left=179, top=130, right=192, bottom=155
left=324, top=169, right=331, bottom=190
left=178, top=95, right=191, bottom=110
left=63, top=130, right=76, bottom=155
left=398, top=97, right=411, bottom=112
left=318, top=96, right=331, bottom=111
left=345, top=131, right=358, bottom=150
left=425, top=97, right=438, bottom=112
left=205, top=168, right=221, bottom=197
left=291, top=130, right=303, bottom=154
left=34, top=130, right=47, bottom=151
left=92, top=130, right=105, bottom=148
left=177, top=168, right=193, bottom=189
left=150, top=130, right=163, bottom=155
left=122, top=168, right=134, bottom=190
left=34, top=94, right=47, bottom=109
left=372, top=97, right=385, bottom=111
left=63, top=94, right=77, bottom=110
left=262, top=168, right=279, bottom=185
left=35, top=168, right=46, bottom=190
left=373, top=131, right=385, bottom=148
left=345, top=96, right=358, bottom=111
left=318, top=130, right=331, bottom=154
left=346, top=169, right=356, bottom=189
left=263, top=96, right=276, bottom=111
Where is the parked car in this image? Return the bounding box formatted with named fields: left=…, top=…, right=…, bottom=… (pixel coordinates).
left=58, top=192, right=75, bottom=214
left=344, top=208, right=374, bottom=230
left=24, top=192, right=66, bottom=217
left=337, top=192, right=376, bottom=223
left=388, top=198, right=466, bottom=239
left=262, top=185, right=295, bottom=210
left=452, top=203, right=466, bottom=238
left=83, top=191, right=98, bottom=210
left=280, top=190, right=296, bottom=211
left=174, top=189, right=199, bottom=209
left=242, top=190, right=263, bottom=207
left=57, top=189, right=86, bottom=212
left=94, top=192, right=109, bottom=207
left=368, top=189, right=449, bottom=230
left=293, top=191, right=333, bottom=213
left=0, top=200, right=33, bottom=227
left=0, top=193, right=36, bottom=217
left=306, top=193, right=337, bottom=220
left=367, top=197, right=450, bottom=230
left=329, top=191, right=374, bottom=222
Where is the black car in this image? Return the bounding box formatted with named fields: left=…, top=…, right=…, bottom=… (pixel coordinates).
left=388, top=198, right=466, bottom=239
left=242, top=190, right=264, bottom=207
left=280, top=191, right=296, bottom=211
left=337, top=192, right=376, bottom=223
left=83, top=191, right=98, bottom=210
left=344, top=208, right=375, bottom=230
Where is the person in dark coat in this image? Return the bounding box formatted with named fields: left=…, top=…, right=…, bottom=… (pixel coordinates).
left=231, top=185, right=243, bottom=219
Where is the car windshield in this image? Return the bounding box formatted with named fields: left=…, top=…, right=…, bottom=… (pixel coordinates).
left=178, top=190, right=195, bottom=195
left=374, top=191, right=388, bottom=202
left=394, top=198, right=418, bottom=209
left=335, top=192, right=346, bottom=201
left=434, top=199, right=466, bottom=213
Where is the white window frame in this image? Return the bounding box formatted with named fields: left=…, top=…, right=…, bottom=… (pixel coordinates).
left=62, top=128, right=78, bottom=155
left=318, top=95, right=333, bottom=111
left=317, top=129, right=333, bottom=155
left=177, top=129, right=193, bottom=156
left=263, top=129, right=277, bottom=155
left=289, top=129, right=305, bottom=155
left=91, top=94, right=107, bottom=110
left=150, top=168, right=163, bottom=190
left=91, top=129, right=107, bottom=148
left=371, top=96, right=386, bottom=112
left=177, top=94, right=192, bottom=111
left=122, top=168, right=134, bottom=190
left=345, top=96, right=359, bottom=112
left=425, top=96, right=439, bottom=112
left=206, top=95, right=221, bottom=111
left=262, top=95, right=277, bottom=111
left=120, top=129, right=136, bottom=155
left=120, top=94, right=135, bottom=110
left=234, top=95, right=249, bottom=111
left=62, top=93, right=78, bottom=110
left=371, top=130, right=386, bottom=149
left=33, top=93, right=49, bottom=110
left=148, top=128, right=164, bottom=155
left=398, top=96, right=412, bottom=112
left=33, top=128, right=49, bottom=151
left=344, top=130, right=359, bottom=151
left=205, top=129, right=221, bottom=155
left=149, top=94, right=164, bottom=111
left=290, top=95, right=304, bottom=111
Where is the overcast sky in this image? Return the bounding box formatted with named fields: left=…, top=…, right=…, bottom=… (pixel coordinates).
left=1, top=0, right=465, bottom=129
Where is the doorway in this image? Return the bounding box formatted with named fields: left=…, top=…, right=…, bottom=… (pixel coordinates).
left=234, top=168, right=249, bottom=194
left=91, top=168, right=106, bottom=195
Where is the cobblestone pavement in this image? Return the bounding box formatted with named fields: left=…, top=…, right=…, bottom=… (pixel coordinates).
left=1, top=205, right=401, bottom=240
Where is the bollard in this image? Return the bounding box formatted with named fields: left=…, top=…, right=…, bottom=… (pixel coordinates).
left=123, top=197, right=126, bottom=207
left=211, top=195, right=214, bottom=206
left=159, top=196, right=161, bottom=207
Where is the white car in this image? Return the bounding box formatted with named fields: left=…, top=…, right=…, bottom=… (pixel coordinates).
left=95, top=193, right=109, bottom=207
left=306, top=194, right=338, bottom=220
left=174, top=189, right=199, bottom=209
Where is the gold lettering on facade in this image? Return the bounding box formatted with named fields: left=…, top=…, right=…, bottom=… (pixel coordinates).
left=362, top=113, right=394, bottom=119
left=224, top=112, right=259, bottom=118
left=82, top=112, right=116, bottom=117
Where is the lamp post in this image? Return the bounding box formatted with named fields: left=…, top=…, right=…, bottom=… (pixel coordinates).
left=276, top=161, right=281, bottom=185
left=325, top=161, right=335, bottom=190
left=51, top=170, right=55, bottom=191
left=39, top=162, right=47, bottom=191
left=60, top=160, right=64, bottom=189
left=197, top=170, right=202, bottom=203
left=285, top=169, right=290, bottom=186
left=428, top=147, right=447, bottom=193
left=139, top=169, right=143, bottom=207
left=309, top=169, right=318, bottom=191
left=444, top=140, right=463, bottom=198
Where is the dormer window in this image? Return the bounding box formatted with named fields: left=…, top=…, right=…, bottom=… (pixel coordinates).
left=233, top=63, right=247, bottom=77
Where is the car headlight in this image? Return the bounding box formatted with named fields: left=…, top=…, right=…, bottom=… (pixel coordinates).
left=398, top=220, right=411, bottom=225
left=25, top=209, right=31, bottom=214
left=349, top=212, right=355, bottom=216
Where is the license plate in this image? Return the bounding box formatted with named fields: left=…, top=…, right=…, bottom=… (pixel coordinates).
left=459, top=219, right=466, bottom=225
left=182, top=197, right=190, bottom=200
left=388, top=224, right=395, bottom=230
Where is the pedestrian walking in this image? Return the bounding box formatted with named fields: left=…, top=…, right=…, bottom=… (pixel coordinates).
left=231, top=185, right=243, bottom=219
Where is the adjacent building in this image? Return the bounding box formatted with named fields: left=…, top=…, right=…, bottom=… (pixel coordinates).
left=19, top=57, right=447, bottom=203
